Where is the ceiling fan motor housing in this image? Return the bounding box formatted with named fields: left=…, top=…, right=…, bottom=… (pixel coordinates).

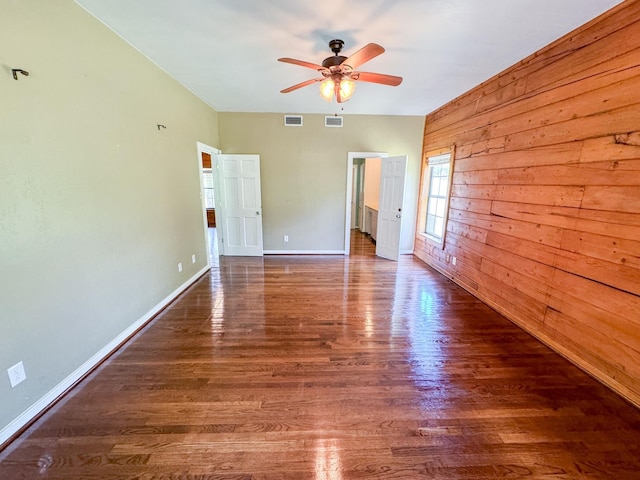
left=323, top=39, right=347, bottom=70
left=322, top=55, right=347, bottom=69
left=329, top=39, right=344, bottom=54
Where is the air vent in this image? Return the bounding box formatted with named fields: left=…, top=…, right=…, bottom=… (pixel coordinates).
left=284, top=115, right=303, bottom=127
left=325, top=116, right=343, bottom=127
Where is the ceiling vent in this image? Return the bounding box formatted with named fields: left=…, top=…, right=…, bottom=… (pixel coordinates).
left=325, top=116, right=344, bottom=127
left=284, top=115, right=303, bottom=127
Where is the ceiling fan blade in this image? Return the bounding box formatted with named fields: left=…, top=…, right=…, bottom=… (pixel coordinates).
left=354, top=71, right=403, bottom=86
left=278, top=57, right=326, bottom=71
left=343, top=43, right=385, bottom=69
left=280, top=78, right=323, bottom=93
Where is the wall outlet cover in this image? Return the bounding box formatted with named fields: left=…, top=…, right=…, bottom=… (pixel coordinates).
left=8, top=361, right=26, bottom=388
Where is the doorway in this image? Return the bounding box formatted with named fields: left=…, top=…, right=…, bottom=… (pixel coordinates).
left=197, top=142, right=221, bottom=267
left=344, top=151, right=387, bottom=255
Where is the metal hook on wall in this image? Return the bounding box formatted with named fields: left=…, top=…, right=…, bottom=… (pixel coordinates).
left=12, top=69, right=29, bottom=80
left=157, top=124, right=166, bottom=130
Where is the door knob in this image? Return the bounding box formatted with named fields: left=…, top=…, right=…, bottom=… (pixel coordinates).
left=395, top=214, right=401, bottom=218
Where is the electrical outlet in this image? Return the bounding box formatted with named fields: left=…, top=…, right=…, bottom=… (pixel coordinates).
left=191, top=254, right=196, bottom=264
left=8, top=361, right=26, bottom=388
left=284, top=235, right=289, bottom=242
left=178, top=262, right=183, bottom=273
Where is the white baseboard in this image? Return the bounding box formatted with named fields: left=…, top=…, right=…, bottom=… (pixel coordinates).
left=264, top=250, right=346, bottom=255
left=0, top=266, right=210, bottom=447
left=263, top=250, right=413, bottom=256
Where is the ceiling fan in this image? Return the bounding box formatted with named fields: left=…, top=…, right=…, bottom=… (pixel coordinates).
left=278, top=39, right=403, bottom=103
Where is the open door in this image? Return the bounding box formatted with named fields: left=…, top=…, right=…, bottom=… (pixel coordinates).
left=216, top=154, right=264, bottom=256
left=376, top=155, right=407, bottom=261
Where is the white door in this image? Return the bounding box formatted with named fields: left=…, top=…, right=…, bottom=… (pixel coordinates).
left=376, top=155, right=407, bottom=261
left=216, top=154, right=263, bottom=256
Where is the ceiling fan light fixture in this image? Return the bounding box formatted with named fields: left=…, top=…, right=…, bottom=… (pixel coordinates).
left=280, top=40, right=399, bottom=103
left=320, top=76, right=356, bottom=103
left=319, top=78, right=335, bottom=102
left=337, top=77, right=355, bottom=103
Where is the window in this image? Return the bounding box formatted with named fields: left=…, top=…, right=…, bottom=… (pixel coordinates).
left=422, top=150, right=453, bottom=243
left=203, top=170, right=215, bottom=209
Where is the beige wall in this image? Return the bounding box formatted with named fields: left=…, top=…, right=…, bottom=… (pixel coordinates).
left=219, top=113, right=424, bottom=252
left=0, top=0, right=219, bottom=436
left=415, top=1, right=640, bottom=405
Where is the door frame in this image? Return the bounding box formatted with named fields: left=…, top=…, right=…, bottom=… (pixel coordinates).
left=197, top=142, right=222, bottom=263
left=344, top=151, right=387, bottom=255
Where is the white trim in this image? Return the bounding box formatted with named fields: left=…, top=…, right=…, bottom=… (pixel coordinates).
left=0, top=266, right=209, bottom=447
left=345, top=152, right=388, bottom=255
left=426, top=153, right=450, bottom=165
left=424, top=148, right=455, bottom=250
left=264, top=250, right=345, bottom=255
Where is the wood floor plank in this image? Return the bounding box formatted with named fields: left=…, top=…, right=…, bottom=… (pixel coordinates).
left=1, top=230, right=640, bottom=479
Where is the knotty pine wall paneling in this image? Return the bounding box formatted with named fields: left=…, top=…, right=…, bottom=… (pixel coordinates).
left=414, top=0, right=640, bottom=406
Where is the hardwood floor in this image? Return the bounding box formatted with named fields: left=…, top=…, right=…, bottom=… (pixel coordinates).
left=2, top=230, right=640, bottom=479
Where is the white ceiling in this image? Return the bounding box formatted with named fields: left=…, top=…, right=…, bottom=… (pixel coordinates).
left=75, top=0, right=622, bottom=116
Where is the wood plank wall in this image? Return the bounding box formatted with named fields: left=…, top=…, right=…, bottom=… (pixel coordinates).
left=414, top=0, right=640, bottom=406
